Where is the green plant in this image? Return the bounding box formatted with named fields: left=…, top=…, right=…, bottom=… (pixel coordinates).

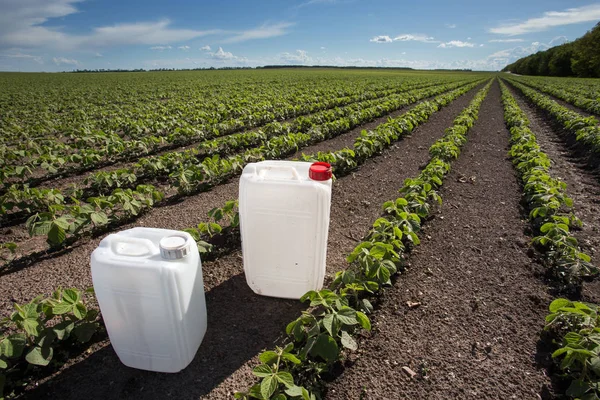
left=544, top=299, right=600, bottom=399
left=0, top=288, right=101, bottom=398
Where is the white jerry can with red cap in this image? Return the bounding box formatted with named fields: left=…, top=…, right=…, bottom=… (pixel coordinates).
left=90, top=227, right=207, bottom=373
left=239, top=160, right=333, bottom=299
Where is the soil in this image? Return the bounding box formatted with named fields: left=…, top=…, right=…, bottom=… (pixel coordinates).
left=515, top=81, right=597, bottom=118
left=4, top=78, right=599, bottom=400
left=6, top=84, right=484, bottom=399
left=504, top=82, right=600, bottom=303
left=326, top=80, right=555, bottom=400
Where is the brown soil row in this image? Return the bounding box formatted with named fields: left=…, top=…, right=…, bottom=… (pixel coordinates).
left=13, top=85, right=485, bottom=399
left=505, top=82, right=600, bottom=303
left=326, top=80, right=554, bottom=399
left=511, top=79, right=597, bottom=118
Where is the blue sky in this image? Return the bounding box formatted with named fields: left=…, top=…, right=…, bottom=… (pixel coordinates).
left=0, top=0, right=599, bottom=72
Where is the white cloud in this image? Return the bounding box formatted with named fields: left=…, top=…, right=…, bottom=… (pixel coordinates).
left=221, top=22, right=294, bottom=43
left=211, top=47, right=236, bottom=60
left=489, top=38, right=524, bottom=43
left=200, top=45, right=211, bottom=51
left=53, top=56, right=80, bottom=66
left=1, top=52, right=43, bottom=64
left=549, top=36, right=568, bottom=46
left=438, top=40, right=475, bottom=48
left=480, top=44, right=484, bottom=47
left=178, top=45, right=190, bottom=50
left=209, top=47, right=248, bottom=63
left=320, top=46, right=326, bottom=50
left=0, top=1, right=225, bottom=51
left=370, top=35, right=393, bottom=43
left=485, top=40, right=553, bottom=68
left=150, top=46, right=172, bottom=51
left=279, top=49, right=312, bottom=64
left=467, top=37, right=472, bottom=40
left=393, top=34, right=437, bottom=43
left=94, top=52, right=102, bottom=57
left=445, top=24, right=457, bottom=29
left=490, top=4, right=600, bottom=35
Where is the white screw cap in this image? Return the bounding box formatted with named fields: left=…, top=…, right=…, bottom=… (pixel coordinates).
left=159, top=234, right=192, bottom=260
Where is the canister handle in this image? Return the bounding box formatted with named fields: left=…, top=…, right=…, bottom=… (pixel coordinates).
left=258, top=165, right=301, bottom=180
left=110, top=236, right=156, bottom=257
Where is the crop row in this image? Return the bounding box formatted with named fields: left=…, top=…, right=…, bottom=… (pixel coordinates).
left=499, top=80, right=600, bottom=399
left=0, top=79, right=477, bottom=227
left=235, top=80, right=492, bottom=400
left=0, top=197, right=243, bottom=396
left=504, top=78, right=600, bottom=157
left=4, top=76, right=445, bottom=149
left=508, top=75, right=600, bottom=116
left=0, top=81, right=464, bottom=189
left=3, top=80, right=485, bottom=268
left=1, top=72, right=459, bottom=144
left=500, top=80, right=597, bottom=288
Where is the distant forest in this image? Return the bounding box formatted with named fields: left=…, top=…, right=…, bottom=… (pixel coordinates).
left=502, top=22, right=600, bottom=78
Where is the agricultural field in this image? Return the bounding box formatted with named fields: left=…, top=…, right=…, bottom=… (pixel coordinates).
left=0, top=68, right=599, bottom=400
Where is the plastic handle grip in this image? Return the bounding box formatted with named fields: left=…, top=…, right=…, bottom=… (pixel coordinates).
left=258, top=166, right=301, bottom=181
left=110, top=236, right=156, bottom=257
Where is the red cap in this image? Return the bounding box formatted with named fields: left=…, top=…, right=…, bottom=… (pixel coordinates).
left=309, top=162, right=332, bottom=181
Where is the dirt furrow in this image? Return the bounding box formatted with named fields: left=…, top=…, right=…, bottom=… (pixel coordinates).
left=326, top=80, right=553, bottom=400
left=17, top=85, right=484, bottom=399
left=505, top=83, right=600, bottom=303
left=511, top=80, right=597, bottom=118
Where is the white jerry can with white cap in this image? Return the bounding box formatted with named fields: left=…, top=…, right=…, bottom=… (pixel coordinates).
left=90, top=227, right=207, bottom=373
left=239, top=160, right=333, bottom=299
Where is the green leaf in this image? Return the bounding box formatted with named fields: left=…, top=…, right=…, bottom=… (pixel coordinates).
left=276, top=371, right=295, bottom=388
left=47, top=223, right=66, bottom=245
left=53, top=320, right=75, bottom=340
left=322, top=313, right=335, bottom=337
left=260, top=375, right=278, bottom=400
left=0, top=334, right=26, bottom=358
left=356, top=311, right=371, bottom=331
left=590, top=357, right=600, bottom=376
left=252, top=364, right=273, bottom=378
left=337, top=307, right=359, bottom=326
left=25, top=345, right=53, bottom=366
left=341, top=331, right=358, bottom=351
left=259, top=351, right=278, bottom=366
left=0, top=359, right=7, bottom=369
left=51, top=302, right=74, bottom=315
left=549, top=298, right=572, bottom=313
left=369, top=243, right=387, bottom=260
left=566, top=379, right=591, bottom=398
left=63, top=289, right=80, bottom=304
left=53, top=217, right=70, bottom=230
left=23, top=318, right=40, bottom=337
left=310, top=334, right=339, bottom=362
left=90, top=212, right=108, bottom=225
left=281, top=352, right=301, bottom=365
left=284, top=385, right=304, bottom=397
left=73, top=303, right=87, bottom=320
left=72, top=322, right=98, bottom=343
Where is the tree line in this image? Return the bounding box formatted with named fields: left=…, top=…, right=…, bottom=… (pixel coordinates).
left=502, top=22, right=600, bottom=78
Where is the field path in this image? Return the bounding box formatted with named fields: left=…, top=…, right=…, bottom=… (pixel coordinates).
left=326, top=80, right=553, bottom=400
left=18, top=85, right=484, bottom=399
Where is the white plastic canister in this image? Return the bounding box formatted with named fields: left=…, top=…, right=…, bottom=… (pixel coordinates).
left=90, top=227, right=207, bottom=373
left=239, top=161, right=333, bottom=299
